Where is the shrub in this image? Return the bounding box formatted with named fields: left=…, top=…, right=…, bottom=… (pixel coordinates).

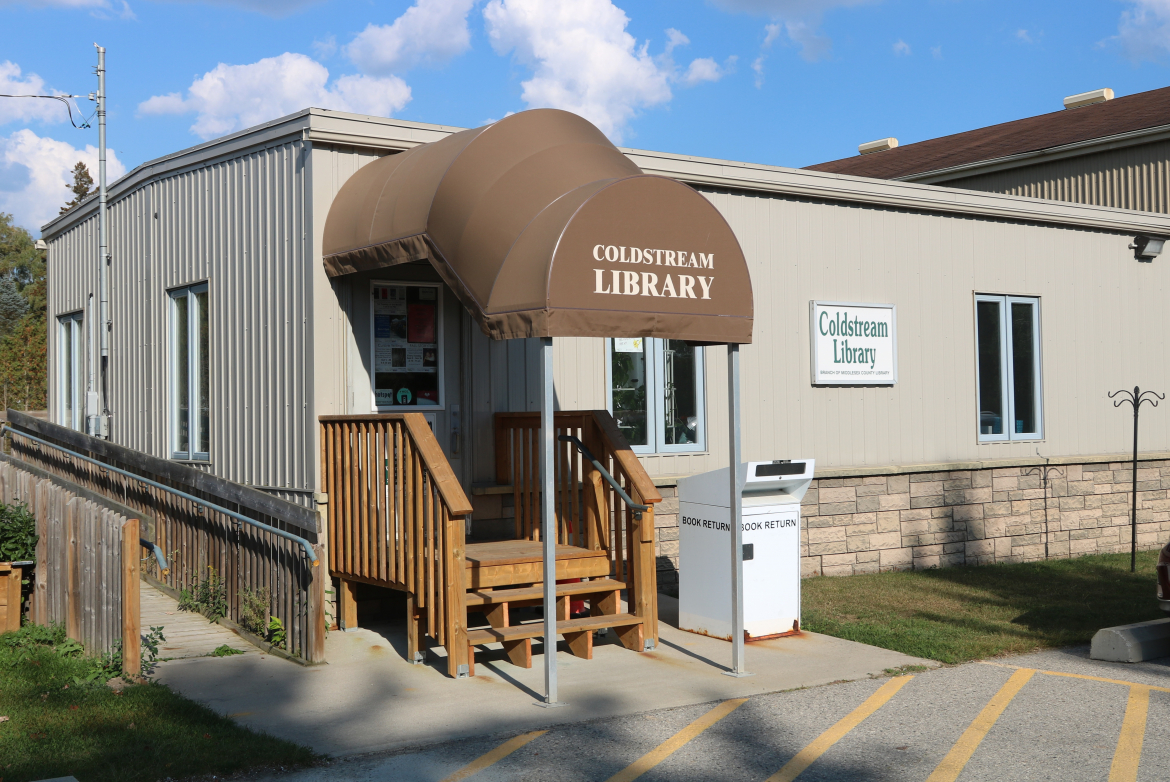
left=0, top=500, right=37, bottom=562
left=238, top=586, right=271, bottom=637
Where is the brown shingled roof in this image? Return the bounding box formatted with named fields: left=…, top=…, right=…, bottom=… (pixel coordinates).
left=804, top=85, right=1170, bottom=180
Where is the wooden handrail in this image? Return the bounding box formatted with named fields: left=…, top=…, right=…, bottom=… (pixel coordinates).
left=320, top=413, right=472, bottom=516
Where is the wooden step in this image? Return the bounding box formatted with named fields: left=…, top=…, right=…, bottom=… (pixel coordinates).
left=466, top=612, right=642, bottom=645
left=465, top=578, right=626, bottom=607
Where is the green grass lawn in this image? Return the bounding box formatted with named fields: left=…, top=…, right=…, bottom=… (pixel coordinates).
left=802, top=550, right=1165, bottom=664
left=0, top=625, right=318, bottom=782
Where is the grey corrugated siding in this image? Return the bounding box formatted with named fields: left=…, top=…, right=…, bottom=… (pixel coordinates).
left=940, top=139, right=1170, bottom=214
left=47, top=140, right=314, bottom=496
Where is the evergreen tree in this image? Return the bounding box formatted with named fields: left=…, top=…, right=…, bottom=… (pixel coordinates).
left=0, top=276, right=27, bottom=338
left=59, top=162, right=95, bottom=215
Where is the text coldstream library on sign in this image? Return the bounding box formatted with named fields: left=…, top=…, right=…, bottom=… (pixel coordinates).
left=810, top=301, right=897, bottom=386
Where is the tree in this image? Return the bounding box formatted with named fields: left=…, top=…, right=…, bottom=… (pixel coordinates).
left=59, top=161, right=94, bottom=215
left=0, top=276, right=28, bottom=339
left=0, top=213, right=46, bottom=411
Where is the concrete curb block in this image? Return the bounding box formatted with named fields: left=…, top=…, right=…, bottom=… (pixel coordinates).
left=1090, top=617, right=1170, bottom=662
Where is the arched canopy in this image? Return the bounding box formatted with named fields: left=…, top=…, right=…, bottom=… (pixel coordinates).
left=323, top=109, right=753, bottom=343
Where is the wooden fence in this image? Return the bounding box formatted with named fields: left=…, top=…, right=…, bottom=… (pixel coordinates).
left=320, top=413, right=473, bottom=677
left=5, top=410, right=326, bottom=663
left=0, top=563, right=22, bottom=632
left=494, top=410, right=662, bottom=643
left=0, top=460, right=141, bottom=673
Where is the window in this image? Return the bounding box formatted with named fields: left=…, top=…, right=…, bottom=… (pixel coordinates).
left=608, top=338, right=705, bottom=453
left=170, top=284, right=209, bottom=460
left=371, top=282, right=443, bottom=408
left=57, top=312, right=84, bottom=431
left=975, top=294, right=1042, bottom=441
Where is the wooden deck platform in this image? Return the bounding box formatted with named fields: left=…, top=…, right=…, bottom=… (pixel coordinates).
left=464, top=540, right=611, bottom=588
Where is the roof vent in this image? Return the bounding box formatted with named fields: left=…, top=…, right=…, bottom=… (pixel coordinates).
left=858, top=137, right=898, bottom=155
left=1063, top=88, right=1114, bottom=110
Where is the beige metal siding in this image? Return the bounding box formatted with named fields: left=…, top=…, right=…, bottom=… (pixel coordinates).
left=940, top=139, right=1170, bottom=213
left=626, top=187, right=1170, bottom=478
left=47, top=139, right=316, bottom=499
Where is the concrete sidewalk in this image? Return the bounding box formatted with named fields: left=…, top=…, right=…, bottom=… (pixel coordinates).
left=155, top=595, right=936, bottom=757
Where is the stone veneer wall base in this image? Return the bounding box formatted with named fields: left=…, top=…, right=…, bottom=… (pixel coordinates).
left=648, top=458, right=1170, bottom=587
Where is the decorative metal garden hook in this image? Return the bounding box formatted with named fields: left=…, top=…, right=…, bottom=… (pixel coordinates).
left=1023, top=459, right=1063, bottom=561
left=1109, top=386, right=1164, bottom=572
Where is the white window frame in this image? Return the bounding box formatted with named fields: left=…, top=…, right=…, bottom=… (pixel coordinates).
left=605, top=338, right=706, bottom=455
left=370, top=281, right=445, bottom=410
left=975, top=294, right=1043, bottom=443
left=169, top=283, right=210, bottom=461
left=57, top=312, right=84, bottom=431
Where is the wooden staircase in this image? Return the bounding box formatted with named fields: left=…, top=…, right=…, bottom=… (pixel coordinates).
left=321, top=410, right=661, bottom=678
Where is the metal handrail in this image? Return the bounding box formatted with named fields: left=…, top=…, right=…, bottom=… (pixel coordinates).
left=2, top=425, right=318, bottom=566
left=558, top=434, right=649, bottom=520
left=140, top=539, right=170, bottom=576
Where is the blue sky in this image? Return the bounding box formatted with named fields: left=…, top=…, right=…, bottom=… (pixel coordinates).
left=1, top=0, right=1169, bottom=233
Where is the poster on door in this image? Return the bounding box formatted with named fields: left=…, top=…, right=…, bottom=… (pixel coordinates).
left=372, top=283, right=441, bottom=407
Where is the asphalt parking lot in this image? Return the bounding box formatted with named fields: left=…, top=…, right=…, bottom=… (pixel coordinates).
left=258, top=645, right=1170, bottom=782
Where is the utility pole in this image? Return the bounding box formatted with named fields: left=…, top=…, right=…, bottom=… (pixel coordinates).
left=92, top=43, right=110, bottom=438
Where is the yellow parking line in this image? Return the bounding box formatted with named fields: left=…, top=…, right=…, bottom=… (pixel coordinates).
left=439, top=730, right=547, bottom=782
left=605, top=698, right=748, bottom=782
left=980, top=662, right=1170, bottom=693
left=925, top=667, right=1035, bottom=782
left=1109, top=686, right=1150, bottom=782
left=766, top=675, right=913, bottom=782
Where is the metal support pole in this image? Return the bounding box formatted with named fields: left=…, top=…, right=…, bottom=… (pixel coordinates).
left=724, top=343, right=750, bottom=677
left=95, top=43, right=110, bottom=436
left=538, top=337, right=564, bottom=706
left=1132, top=400, right=1139, bottom=573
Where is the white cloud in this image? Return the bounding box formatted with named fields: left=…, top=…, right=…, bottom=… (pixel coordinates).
left=712, top=0, right=875, bottom=61
left=682, top=57, right=732, bottom=86
left=783, top=20, right=831, bottom=61
left=312, top=34, right=337, bottom=60
left=664, top=28, right=690, bottom=54
left=483, top=0, right=674, bottom=142
left=892, top=39, right=910, bottom=56
left=0, top=62, right=72, bottom=126
left=1016, top=29, right=1032, bottom=43
left=137, top=52, right=411, bottom=140
left=752, top=22, right=781, bottom=87
left=345, top=0, right=477, bottom=75
left=1114, top=0, right=1170, bottom=61
left=931, top=45, right=942, bottom=59
left=0, top=128, right=126, bottom=232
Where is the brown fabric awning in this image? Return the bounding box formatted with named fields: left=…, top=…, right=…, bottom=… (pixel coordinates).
left=322, top=109, right=753, bottom=343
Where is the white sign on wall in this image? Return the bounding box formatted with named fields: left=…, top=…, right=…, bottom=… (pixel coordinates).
left=810, top=301, right=897, bottom=386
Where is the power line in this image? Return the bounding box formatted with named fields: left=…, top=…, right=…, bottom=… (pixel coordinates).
left=0, top=94, right=94, bottom=129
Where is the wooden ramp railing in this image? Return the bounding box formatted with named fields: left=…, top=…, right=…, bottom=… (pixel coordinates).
left=494, top=410, right=662, bottom=645
left=5, top=411, right=326, bottom=663
left=320, top=413, right=473, bottom=678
